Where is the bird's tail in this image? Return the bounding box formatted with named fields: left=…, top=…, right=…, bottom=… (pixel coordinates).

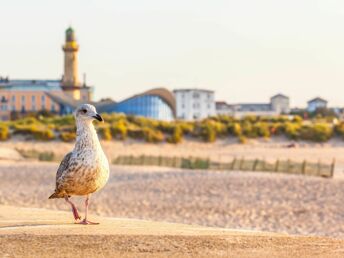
left=49, top=191, right=63, bottom=199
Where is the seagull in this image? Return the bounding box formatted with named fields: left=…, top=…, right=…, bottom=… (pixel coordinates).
left=49, top=104, right=109, bottom=225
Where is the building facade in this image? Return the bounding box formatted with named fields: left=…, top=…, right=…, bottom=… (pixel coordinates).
left=0, top=27, right=93, bottom=120
left=97, top=88, right=176, bottom=121
left=216, top=93, right=290, bottom=118
left=174, top=89, right=215, bottom=120
left=307, top=97, right=328, bottom=112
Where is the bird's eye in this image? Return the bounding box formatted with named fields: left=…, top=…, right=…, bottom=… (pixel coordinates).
left=81, top=109, right=87, bottom=114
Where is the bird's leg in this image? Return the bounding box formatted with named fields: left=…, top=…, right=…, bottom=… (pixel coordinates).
left=76, top=195, right=99, bottom=225
left=64, top=196, right=81, bottom=221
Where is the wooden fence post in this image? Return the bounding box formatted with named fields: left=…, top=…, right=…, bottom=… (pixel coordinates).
left=253, top=159, right=258, bottom=171
left=231, top=157, right=236, bottom=170
left=302, top=160, right=306, bottom=174
left=275, top=159, right=279, bottom=172
left=330, top=158, right=335, bottom=177
left=239, top=157, right=244, bottom=170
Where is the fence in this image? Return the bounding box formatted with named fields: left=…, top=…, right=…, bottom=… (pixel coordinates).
left=112, top=155, right=335, bottom=178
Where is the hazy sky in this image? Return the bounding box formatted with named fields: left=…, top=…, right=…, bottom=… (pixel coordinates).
left=1, top=0, right=344, bottom=107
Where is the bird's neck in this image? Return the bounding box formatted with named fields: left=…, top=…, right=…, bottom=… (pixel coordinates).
left=75, top=120, right=101, bottom=151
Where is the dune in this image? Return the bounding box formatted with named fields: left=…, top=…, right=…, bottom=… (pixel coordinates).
left=0, top=205, right=343, bottom=258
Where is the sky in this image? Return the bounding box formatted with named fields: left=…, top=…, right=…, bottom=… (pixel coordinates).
left=1, top=0, right=344, bottom=107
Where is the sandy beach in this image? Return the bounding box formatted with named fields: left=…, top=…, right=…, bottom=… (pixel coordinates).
left=1, top=140, right=344, bottom=256
left=0, top=161, right=343, bottom=238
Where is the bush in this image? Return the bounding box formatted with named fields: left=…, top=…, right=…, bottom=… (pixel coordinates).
left=98, top=126, right=112, bottom=141
left=228, top=122, right=242, bottom=136
left=300, top=123, right=333, bottom=142
left=241, top=121, right=257, bottom=138
left=111, top=120, right=127, bottom=140
left=143, top=127, right=164, bottom=143
left=33, top=128, right=55, bottom=141
left=254, top=122, right=270, bottom=138
left=201, top=123, right=216, bottom=142
left=167, top=125, right=183, bottom=144
left=60, top=132, right=76, bottom=142
left=335, top=122, right=344, bottom=138
left=0, top=124, right=10, bottom=141
left=284, top=122, right=301, bottom=140
left=238, top=135, right=247, bottom=144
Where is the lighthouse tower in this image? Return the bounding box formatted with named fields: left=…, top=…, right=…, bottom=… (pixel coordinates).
left=62, top=27, right=81, bottom=100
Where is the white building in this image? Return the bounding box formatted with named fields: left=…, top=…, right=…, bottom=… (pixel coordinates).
left=173, top=89, right=215, bottom=120
left=307, top=97, right=327, bottom=112
left=216, top=93, right=290, bottom=118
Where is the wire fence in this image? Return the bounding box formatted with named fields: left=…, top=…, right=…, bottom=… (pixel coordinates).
left=112, top=155, right=335, bottom=178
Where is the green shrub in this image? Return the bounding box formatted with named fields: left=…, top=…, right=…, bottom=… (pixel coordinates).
left=167, top=125, right=183, bottom=144
left=239, top=135, right=247, bottom=144
left=300, top=123, right=333, bottom=142
left=335, top=122, right=344, bottom=138
left=284, top=122, right=301, bottom=140
left=33, top=128, right=55, bottom=141
left=292, top=115, right=303, bottom=123
left=254, top=122, right=270, bottom=138
left=111, top=120, right=128, bottom=140
left=0, top=124, right=10, bottom=141
left=229, top=123, right=242, bottom=136
left=241, top=121, right=257, bottom=138
left=178, top=122, right=194, bottom=135
left=201, top=123, right=216, bottom=142
left=98, top=126, right=112, bottom=141
left=143, top=127, right=164, bottom=143
left=60, top=132, right=76, bottom=142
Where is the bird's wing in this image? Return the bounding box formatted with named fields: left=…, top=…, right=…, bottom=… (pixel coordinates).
left=56, top=152, right=73, bottom=182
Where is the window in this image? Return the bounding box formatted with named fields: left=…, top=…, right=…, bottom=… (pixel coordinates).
left=193, top=103, right=200, bottom=109
left=32, top=95, right=36, bottom=103
left=193, top=92, right=200, bottom=99
left=41, top=95, right=46, bottom=109
left=21, top=96, right=25, bottom=103
left=11, top=96, right=15, bottom=102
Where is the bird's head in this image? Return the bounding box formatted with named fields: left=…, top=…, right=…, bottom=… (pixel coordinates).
left=74, top=104, right=103, bottom=123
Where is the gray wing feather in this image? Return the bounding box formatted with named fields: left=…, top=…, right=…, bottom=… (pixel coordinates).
left=56, top=152, right=72, bottom=182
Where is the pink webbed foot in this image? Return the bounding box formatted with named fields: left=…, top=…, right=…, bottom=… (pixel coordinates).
left=75, top=219, right=99, bottom=225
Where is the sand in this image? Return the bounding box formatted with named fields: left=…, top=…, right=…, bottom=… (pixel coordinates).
left=1, top=205, right=344, bottom=258
left=0, top=162, right=343, bottom=238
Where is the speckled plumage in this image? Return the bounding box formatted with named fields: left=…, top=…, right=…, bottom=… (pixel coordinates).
left=49, top=104, right=109, bottom=199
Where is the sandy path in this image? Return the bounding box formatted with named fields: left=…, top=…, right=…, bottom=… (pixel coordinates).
left=0, top=162, right=343, bottom=238
left=1, top=205, right=344, bottom=258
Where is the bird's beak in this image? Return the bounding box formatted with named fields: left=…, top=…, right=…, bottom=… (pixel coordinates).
left=93, top=113, right=103, bottom=122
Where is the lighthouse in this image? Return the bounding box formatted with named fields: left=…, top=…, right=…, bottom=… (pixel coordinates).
left=62, top=27, right=82, bottom=100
